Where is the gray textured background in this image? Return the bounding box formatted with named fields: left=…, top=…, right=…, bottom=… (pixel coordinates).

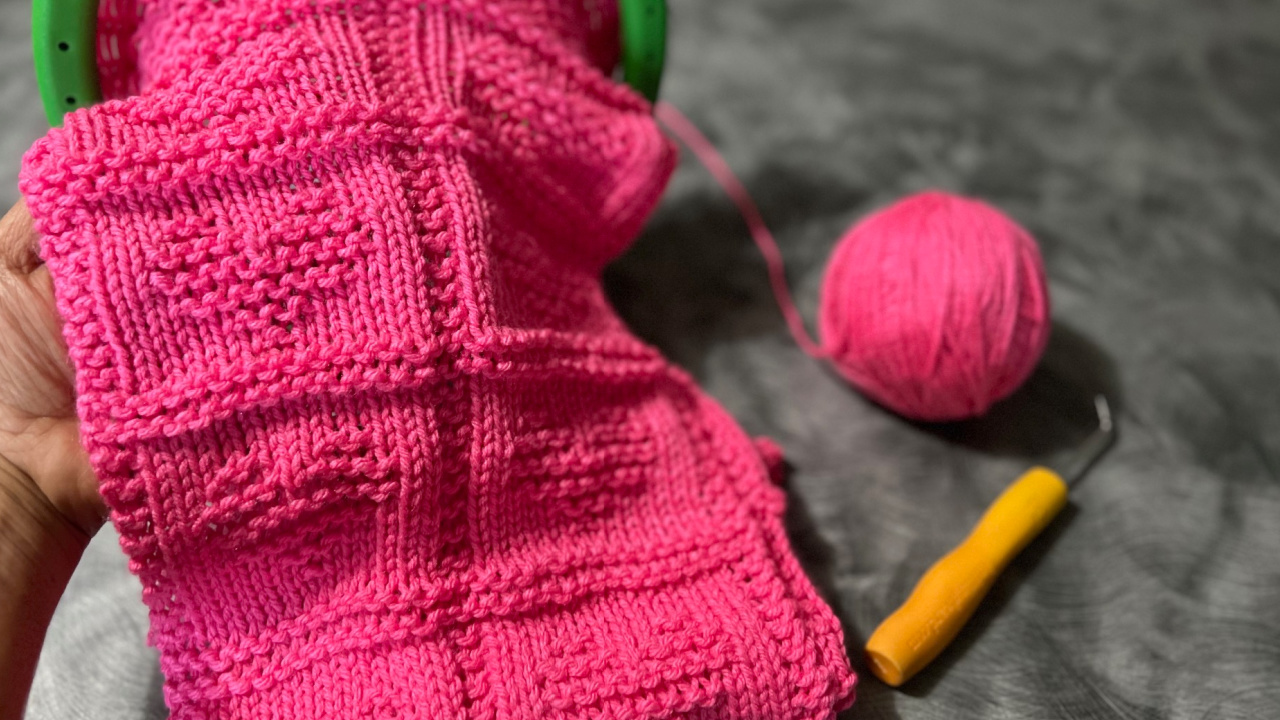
left=7, top=0, right=1280, bottom=718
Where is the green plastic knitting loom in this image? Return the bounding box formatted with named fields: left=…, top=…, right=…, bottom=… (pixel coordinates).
left=32, top=0, right=667, bottom=126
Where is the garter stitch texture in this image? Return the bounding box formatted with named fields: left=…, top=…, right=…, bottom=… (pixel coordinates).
left=20, top=1, right=856, bottom=717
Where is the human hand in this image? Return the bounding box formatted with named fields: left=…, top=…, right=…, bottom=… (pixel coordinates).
left=0, top=199, right=105, bottom=720
left=0, top=201, right=103, bottom=540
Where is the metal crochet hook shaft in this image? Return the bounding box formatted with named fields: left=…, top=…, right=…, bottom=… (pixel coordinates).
left=1059, top=395, right=1115, bottom=487
left=864, top=396, right=1116, bottom=687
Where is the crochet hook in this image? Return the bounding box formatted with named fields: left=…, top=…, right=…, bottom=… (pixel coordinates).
left=865, top=395, right=1115, bottom=687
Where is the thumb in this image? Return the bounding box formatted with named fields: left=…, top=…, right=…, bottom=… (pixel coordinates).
left=0, top=201, right=41, bottom=276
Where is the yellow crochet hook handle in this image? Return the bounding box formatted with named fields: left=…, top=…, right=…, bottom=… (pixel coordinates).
left=864, top=467, right=1067, bottom=686
left=866, top=396, right=1114, bottom=687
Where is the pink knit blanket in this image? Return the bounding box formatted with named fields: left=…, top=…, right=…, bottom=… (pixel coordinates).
left=20, top=1, right=856, bottom=717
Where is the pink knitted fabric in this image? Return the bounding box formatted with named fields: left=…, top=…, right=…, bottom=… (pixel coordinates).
left=20, top=1, right=856, bottom=718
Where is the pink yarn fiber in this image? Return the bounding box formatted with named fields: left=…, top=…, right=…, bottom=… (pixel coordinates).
left=654, top=107, right=1050, bottom=423
left=819, top=192, right=1051, bottom=422
left=19, top=1, right=856, bottom=718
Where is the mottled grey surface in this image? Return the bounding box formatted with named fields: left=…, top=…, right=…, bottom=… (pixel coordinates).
left=7, top=0, right=1280, bottom=718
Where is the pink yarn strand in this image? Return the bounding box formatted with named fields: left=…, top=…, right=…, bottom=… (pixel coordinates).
left=655, top=102, right=826, bottom=358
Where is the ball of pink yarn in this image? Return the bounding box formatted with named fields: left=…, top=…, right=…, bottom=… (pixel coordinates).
left=817, top=191, right=1051, bottom=422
